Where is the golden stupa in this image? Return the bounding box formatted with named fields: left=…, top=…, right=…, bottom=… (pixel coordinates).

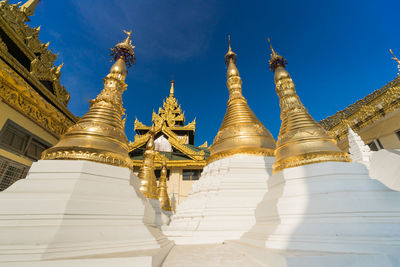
left=157, top=160, right=173, bottom=211
left=268, top=39, right=350, bottom=173
left=41, top=31, right=135, bottom=168
left=208, top=36, right=276, bottom=163
left=138, top=126, right=159, bottom=199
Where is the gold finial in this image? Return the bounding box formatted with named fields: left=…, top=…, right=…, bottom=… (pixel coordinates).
left=208, top=37, right=276, bottom=163
left=390, top=49, right=400, bottom=75
left=41, top=34, right=133, bottom=168
left=158, top=160, right=173, bottom=211
left=269, top=46, right=350, bottom=173
left=267, top=38, right=287, bottom=71
left=21, top=0, right=40, bottom=16
left=267, top=38, right=275, bottom=56
left=170, top=79, right=175, bottom=96
left=225, top=35, right=237, bottom=65
left=110, top=30, right=135, bottom=67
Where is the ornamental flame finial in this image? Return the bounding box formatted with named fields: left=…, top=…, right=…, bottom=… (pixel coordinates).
left=110, top=30, right=135, bottom=67
left=267, top=38, right=287, bottom=71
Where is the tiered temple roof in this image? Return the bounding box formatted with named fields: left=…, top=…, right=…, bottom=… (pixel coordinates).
left=319, top=76, right=400, bottom=143
left=0, top=0, right=76, bottom=137
left=129, top=80, right=209, bottom=168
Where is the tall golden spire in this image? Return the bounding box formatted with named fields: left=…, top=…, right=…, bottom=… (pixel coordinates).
left=21, top=0, right=40, bottom=16
left=138, top=126, right=159, bottom=199
left=157, top=160, right=173, bottom=211
left=41, top=31, right=135, bottom=168
left=208, top=36, right=276, bottom=163
left=267, top=39, right=350, bottom=173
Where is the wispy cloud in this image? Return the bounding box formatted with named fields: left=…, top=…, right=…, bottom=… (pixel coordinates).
left=72, top=0, right=220, bottom=62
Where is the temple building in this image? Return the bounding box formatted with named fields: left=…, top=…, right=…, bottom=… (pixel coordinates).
left=129, top=80, right=209, bottom=205
left=319, top=53, right=400, bottom=152
left=0, top=0, right=76, bottom=191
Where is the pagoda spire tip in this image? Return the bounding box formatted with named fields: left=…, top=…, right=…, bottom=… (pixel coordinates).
left=110, top=30, right=135, bottom=67
left=267, top=38, right=287, bottom=72
left=225, top=35, right=237, bottom=65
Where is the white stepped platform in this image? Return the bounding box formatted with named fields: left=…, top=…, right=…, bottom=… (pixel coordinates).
left=237, top=162, right=400, bottom=266
left=370, top=149, right=400, bottom=191
left=165, top=155, right=274, bottom=244
left=0, top=160, right=173, bottom=267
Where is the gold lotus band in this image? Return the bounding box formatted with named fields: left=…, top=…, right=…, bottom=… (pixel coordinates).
left=41, top=147, right=132, bottom=168
left=272, top=151, right=351, bottom=174
left=206, top=147, right=275, bottom=165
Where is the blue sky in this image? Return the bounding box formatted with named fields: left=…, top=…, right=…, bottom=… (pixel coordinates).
left=19, top=0, right=400, bottom=145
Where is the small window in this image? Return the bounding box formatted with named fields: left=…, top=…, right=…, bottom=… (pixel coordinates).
left=367, top=142, right=378, bottom=151
left=367, top=138, right=384, bottom=151
left=0, top=156, right=28, bottom=191
left=26, top=140, right=46, bottom=160
left=182, top=169, right=201, bottom=181
left=0, top=120, right=51, bottom=160
left=0, top=124, right=28, bottom=153
left=396, top=130, right=400, bottom=141
left=376, top=139, right=384, bottom=149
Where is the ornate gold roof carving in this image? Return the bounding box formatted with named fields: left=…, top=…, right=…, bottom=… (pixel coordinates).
left=390, top=49, right=400, bottom=76
left=0, top=0, right=70, bottom=107
left=129, top=126, right=206, bottom=161
left=130, top=80, right=205, bottom=163
left=319, top=76, right=400, bottom=142
left=0, top=58, right=74, bottom=137
left=135, top=80, right=195, bottom=131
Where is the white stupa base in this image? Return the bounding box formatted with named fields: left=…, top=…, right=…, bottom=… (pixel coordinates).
left=148, top=198, right=163, bottom=228
left=0, top=160, right=173, bottom=267
left=225, top=241, right=395, bottom=267
left=236, top=161, right=400, bottom=266
left=165, top=154, right=274, bottom=244
left=161, top=210, right=173, bottom=229
left=370, top=149, right=400, bottom=191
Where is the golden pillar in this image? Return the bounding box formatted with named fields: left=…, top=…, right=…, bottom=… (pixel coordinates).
left=208, top=36, right=276, bottom=163
left=42, top=31, right=135, bottom=168
left=157, top=160, right=173, bottom=211
left=138, top=127, right=159, bottom=199
left=267, top=39, right=350, bottom=173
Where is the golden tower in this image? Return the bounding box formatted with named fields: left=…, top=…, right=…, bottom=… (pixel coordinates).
left=208, top=36, right=276, bottom=163
left=41, top=31, right=135, bottom=168
left=138, top=126, right=159, bottom=199
left=267, top=39, right=350, bottom=173
left=157, top=160, right=173, bottom=211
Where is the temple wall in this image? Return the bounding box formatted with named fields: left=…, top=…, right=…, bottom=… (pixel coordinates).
left=0, top=99, right=58, bottom=165
left=338, top=109, right=400, bottom=151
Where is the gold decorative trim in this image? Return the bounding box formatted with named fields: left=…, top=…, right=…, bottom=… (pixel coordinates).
left=0, top=59, right=74, bottom=137
left=0, top=1, right=71, bottom=107
left=319, top=77, right=400, bottom=142
left=132, top=159, right=207, bottom=168
left=206, top=147, right=274, bottom=165
left=42, top=148, right=131, bottom=169
left=272, top=151, right=351, bottom=174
